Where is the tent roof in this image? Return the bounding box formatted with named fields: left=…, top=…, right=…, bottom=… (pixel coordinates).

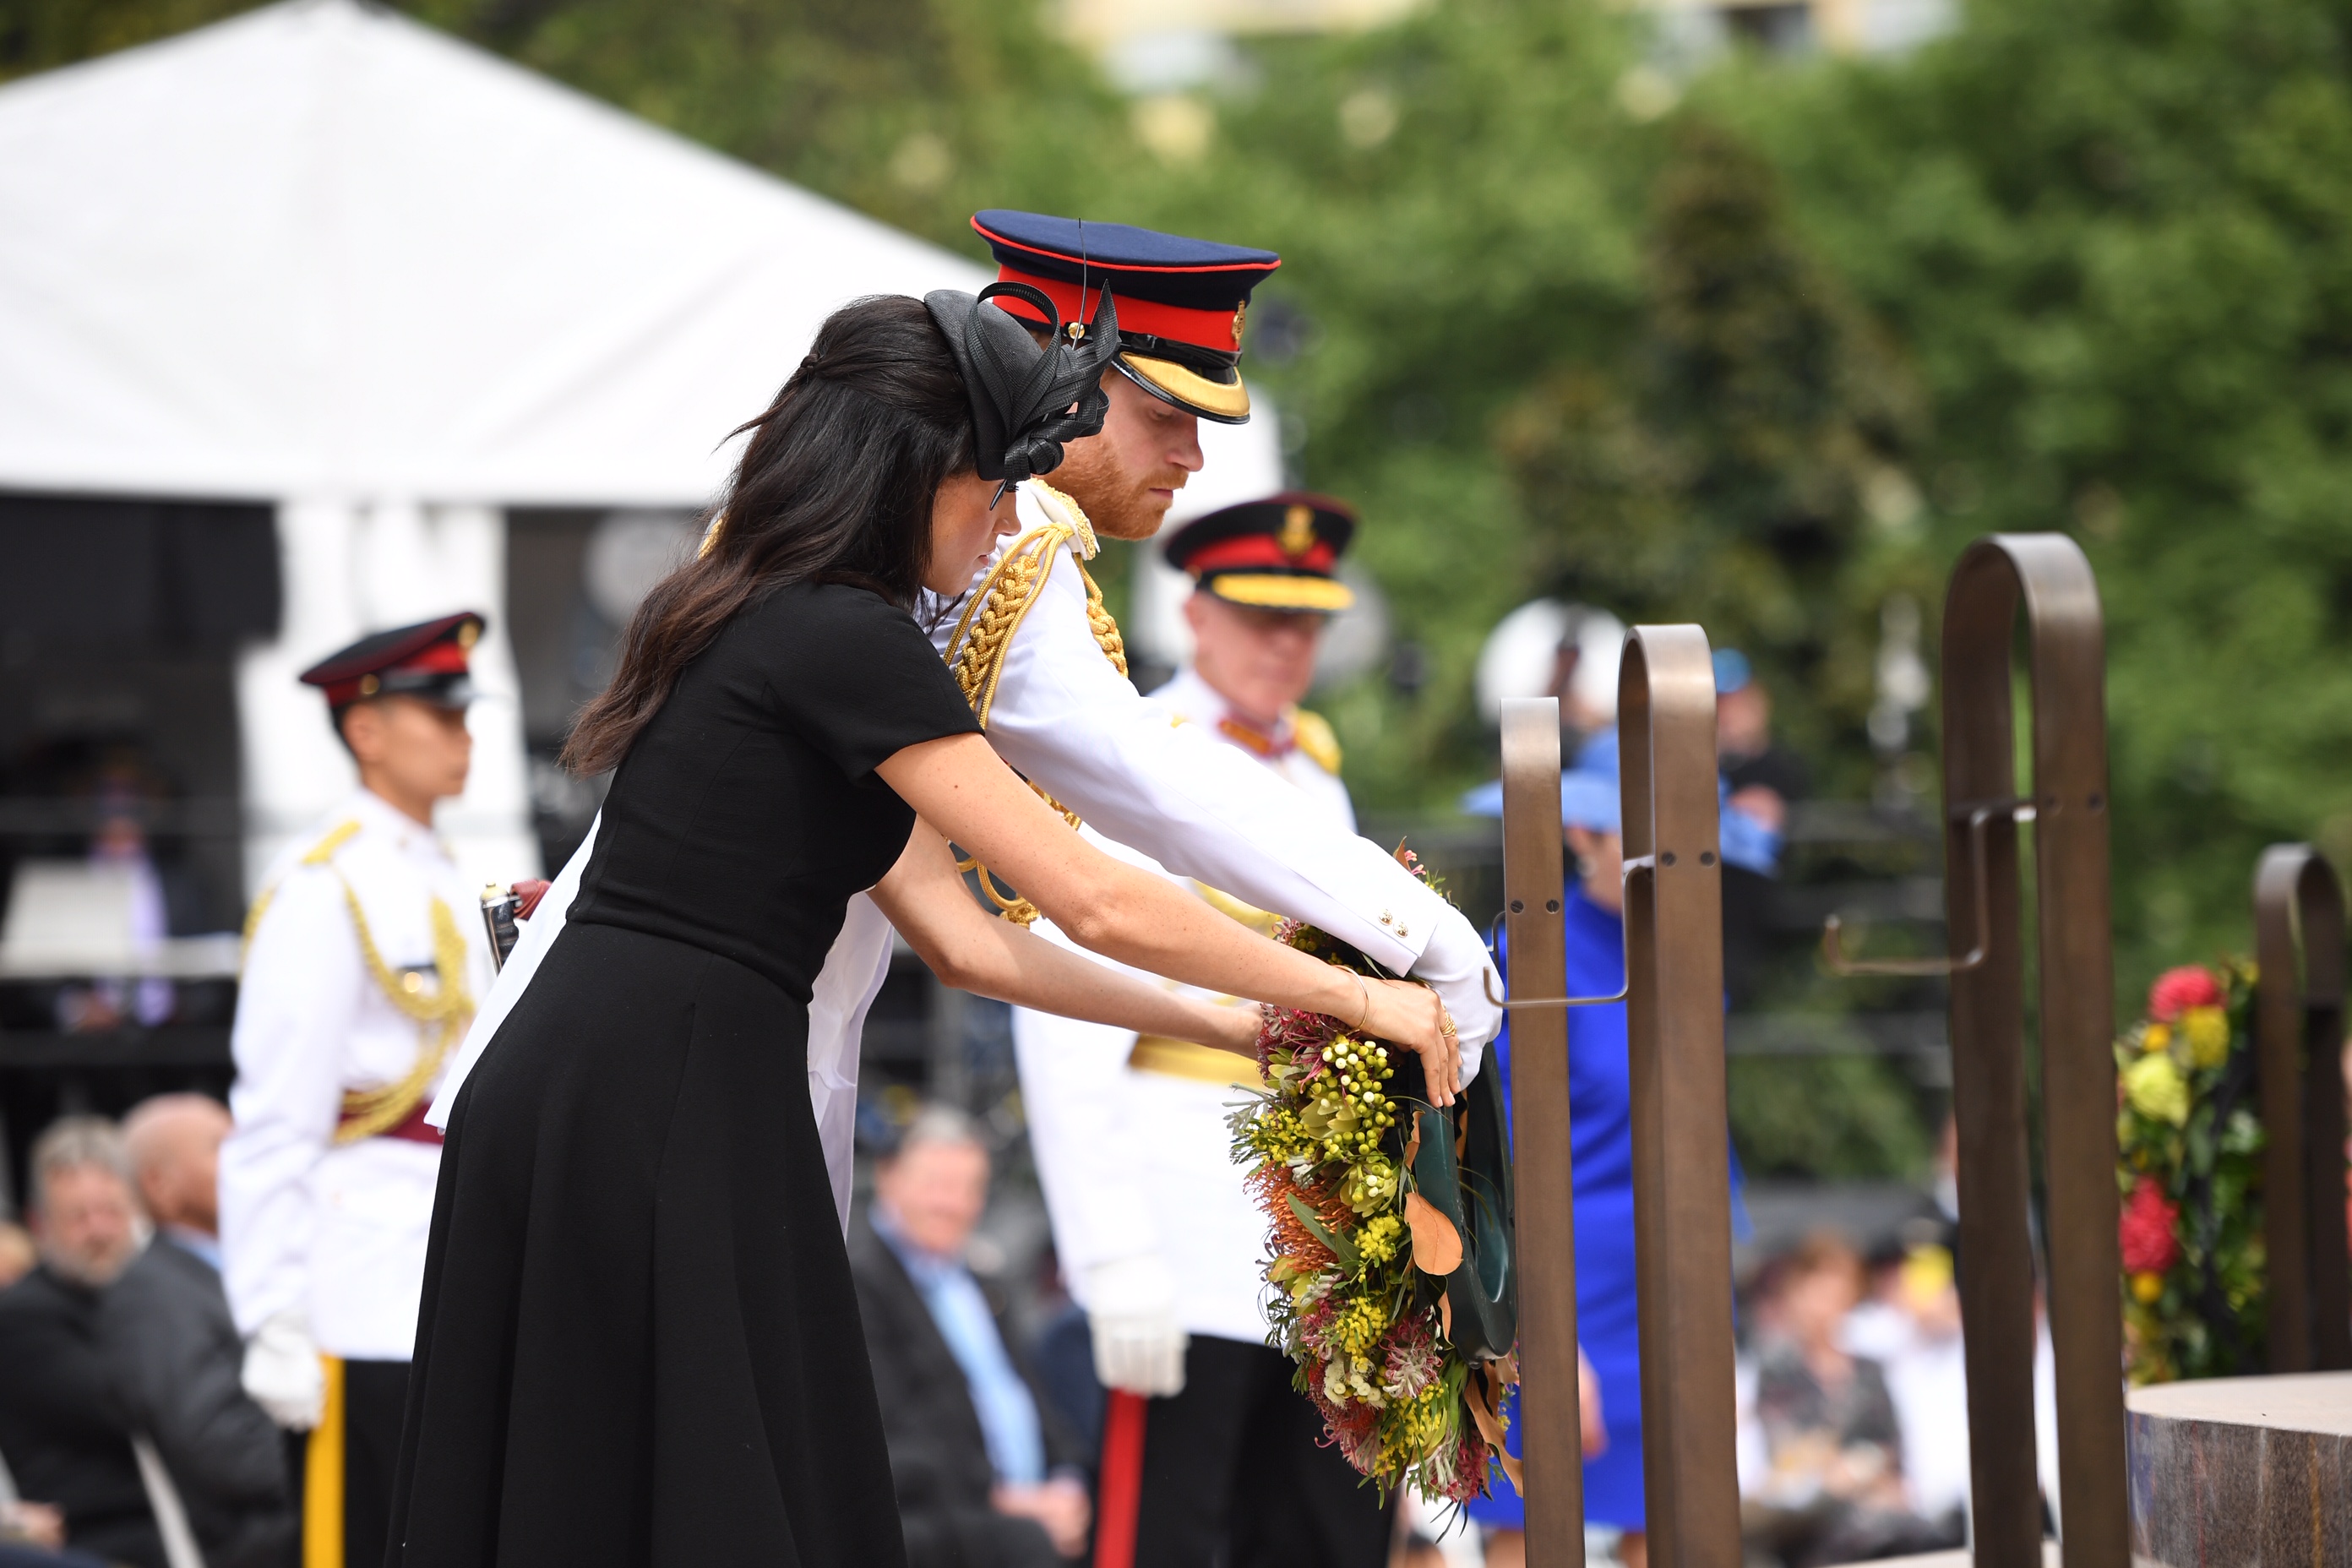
left=0, top=0, right=994, bottom=507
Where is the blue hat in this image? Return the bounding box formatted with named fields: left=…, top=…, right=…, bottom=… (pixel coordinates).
left=1460, top=723, right=1781, bottom=874
left=1712, top=648, right=1751, bottom=695
left=972, top=210, right=1281, bottom=425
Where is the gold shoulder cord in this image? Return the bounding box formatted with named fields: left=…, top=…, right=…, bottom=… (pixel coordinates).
left=945, top=484, right=1128, bottom=925
left=240, top=819, right=474, bottom=1143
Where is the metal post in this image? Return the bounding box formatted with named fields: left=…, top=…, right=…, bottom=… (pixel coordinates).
left=1826, top=534, right=2126, bottom=1568
left=1941, top=536, right=2126, bottom=1568
left=1619, top=628, right=1741, bottom=1568
left=2252, top=845, right=2352, bottom=1373
left=1499, top=697, right=1584, bottom=1568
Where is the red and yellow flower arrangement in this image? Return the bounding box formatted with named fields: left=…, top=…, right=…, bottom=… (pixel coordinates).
left=2115, top=961, right=2268, bottom=1383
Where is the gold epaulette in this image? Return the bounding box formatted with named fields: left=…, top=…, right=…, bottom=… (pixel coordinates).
left=239, top=819, right=362, bottom=964
left=944, top=484, right=1130, bottom=925
left=1293, top=709, right=1343, bottom=776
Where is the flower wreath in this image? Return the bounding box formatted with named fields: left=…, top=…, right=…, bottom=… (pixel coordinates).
left=1228, top=850, right=1518, bottom=1502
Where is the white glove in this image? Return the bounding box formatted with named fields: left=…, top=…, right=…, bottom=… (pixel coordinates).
left=1410, top=903, right=1504, bottom=1083
left=1085, top=1254, right=1188, bottom=1397
left=242, top=1310, right=324, bottom=1430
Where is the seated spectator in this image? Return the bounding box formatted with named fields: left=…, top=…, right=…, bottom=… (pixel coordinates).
left=1744, top=1231, right=1945, bottom=1568
left=0, top=1225, right=31, bottom=1292
left=0, top=1118, right=167, bottom=1567
left=120, top=1097, right=229, bottom=1271
left=851, top=1109, right=1089, bottom=1566
left=110, top=1097, right=294, bottom=1568
left=0, top=1115, right=293, bottom=1568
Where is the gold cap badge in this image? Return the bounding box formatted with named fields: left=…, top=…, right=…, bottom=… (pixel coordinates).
left=1278, top=504, right=1315, bottom=560
left=1232, top=302, right=1247, bottom=348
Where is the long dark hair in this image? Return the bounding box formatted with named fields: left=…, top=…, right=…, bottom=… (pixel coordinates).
left=563, top=296, right=975, bottom=776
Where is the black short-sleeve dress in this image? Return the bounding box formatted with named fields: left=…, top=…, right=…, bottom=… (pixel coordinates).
left=388, top=582, right=979, bottom=1568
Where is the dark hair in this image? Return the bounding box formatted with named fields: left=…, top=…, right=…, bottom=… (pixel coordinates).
left=563, top=296, right=976, bottom=776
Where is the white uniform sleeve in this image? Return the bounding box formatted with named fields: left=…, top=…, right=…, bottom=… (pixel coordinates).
left=1012, top=992, right=1159, bottom=1279
left=976, top=546, right=1500, bottom=1061
left=220, top=869, right=360, bottom=1338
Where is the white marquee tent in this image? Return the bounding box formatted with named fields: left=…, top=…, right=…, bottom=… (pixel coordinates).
left=0, top=0, right=1279, bottom=891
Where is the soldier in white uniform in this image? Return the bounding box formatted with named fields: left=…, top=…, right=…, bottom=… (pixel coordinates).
left=220, top=612, right=496, bottom=1568
left=1011, top=493, right=1391, bottom=1564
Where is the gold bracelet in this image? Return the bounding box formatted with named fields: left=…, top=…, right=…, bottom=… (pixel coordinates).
left=1354, top=972, right=1373, bottom=1034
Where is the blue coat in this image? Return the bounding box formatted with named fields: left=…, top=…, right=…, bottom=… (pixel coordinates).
left=1463, top=885, right=1745, bottom=1532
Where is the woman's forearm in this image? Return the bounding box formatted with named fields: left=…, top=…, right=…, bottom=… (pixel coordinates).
left=868, top=818, right=1260, bottom=1055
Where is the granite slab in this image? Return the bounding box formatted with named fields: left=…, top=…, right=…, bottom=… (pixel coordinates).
left=2129, top=1371, right=2352, bottom=1568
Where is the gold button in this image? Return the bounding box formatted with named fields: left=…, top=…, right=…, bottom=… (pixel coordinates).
left=1397, top=925, right=1409, bottom=939
left=1379, top=910, right=1394, bottom=927
left=401, top=972, right=424, bottom=994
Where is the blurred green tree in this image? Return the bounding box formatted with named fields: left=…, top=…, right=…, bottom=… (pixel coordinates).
left=1729, top=0, right=2352, bottom=999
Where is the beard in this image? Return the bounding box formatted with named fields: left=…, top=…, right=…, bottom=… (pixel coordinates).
left=1048, top=438, right=1189, bottom=542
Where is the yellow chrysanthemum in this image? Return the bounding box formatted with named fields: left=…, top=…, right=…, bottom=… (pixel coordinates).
left=2123, top=1052, right=2191, bottom=1126
left=2180, top=1005, right=2230, bottom=1069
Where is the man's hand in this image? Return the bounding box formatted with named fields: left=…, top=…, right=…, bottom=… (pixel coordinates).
left=1085, top=1254, right=1187, bottom=1396
left=1578, top=1343, right=1607, bottom=1456
left=993, top=1476, right=1092, bottom=1559
left=1407, top=905, right=1503, bottom=1077
left=0, top=1500, right=64, bottom=1551
left=242, top=1310, right=324, bottom=1429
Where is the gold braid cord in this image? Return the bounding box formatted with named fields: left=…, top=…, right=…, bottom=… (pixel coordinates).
left=240, top=819, right=473, bottom=1144
left=945, top=497, right=1129, bottom=925
left=331, top=879, right=474, bottom=1143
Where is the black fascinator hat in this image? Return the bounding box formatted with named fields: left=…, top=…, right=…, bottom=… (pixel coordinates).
left=925, top=282, right=1121, bottom=503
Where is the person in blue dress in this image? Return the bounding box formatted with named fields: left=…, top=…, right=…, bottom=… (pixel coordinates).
left=1457, top=738, right=1772, bottom=1568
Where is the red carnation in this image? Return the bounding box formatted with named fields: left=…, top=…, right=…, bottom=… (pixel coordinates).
left=2119, top=1176, right=2181, bottom=1275
left=2148, top=966, right=2223, bottom=1023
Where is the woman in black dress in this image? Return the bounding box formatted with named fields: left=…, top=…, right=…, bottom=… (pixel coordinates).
left=386, top=291, right=1456, bottom=1568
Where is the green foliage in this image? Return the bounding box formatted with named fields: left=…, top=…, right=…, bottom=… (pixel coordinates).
left=1726, top=1054, right=1934, bottom=1179
left=1726, top=0, right=2352, bottom=999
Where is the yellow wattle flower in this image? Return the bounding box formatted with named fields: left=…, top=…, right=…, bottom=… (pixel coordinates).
left=2141, top=1022, right=2171, bottom=1054
left=2131, top=1270, right=2164, bottom=1304
left=2124, top=1052, right=2191, bottom=1126
left=2180, top=1005, right=2230, bottom=1069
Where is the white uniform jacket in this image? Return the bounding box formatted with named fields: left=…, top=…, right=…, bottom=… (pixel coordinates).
left=432, top=481, right=1499, bottom=1228
left=222, top=790, right=491, bottom=1361
left=1013, top=666, right=1361, bottom=1341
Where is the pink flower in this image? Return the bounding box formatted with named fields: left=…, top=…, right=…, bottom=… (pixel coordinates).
left=2148, top=966, right=2223, bottom=1023
left=2119, top=1176, right=2180, bottom=1275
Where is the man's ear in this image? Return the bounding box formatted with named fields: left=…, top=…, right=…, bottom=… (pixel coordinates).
left=338, top=700, right=384, bottom=765
left=1182, top=590, right=1214, bottom=637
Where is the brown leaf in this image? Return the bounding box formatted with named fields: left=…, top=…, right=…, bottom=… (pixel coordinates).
left=1404, top=1191, right=1463, bottom=1275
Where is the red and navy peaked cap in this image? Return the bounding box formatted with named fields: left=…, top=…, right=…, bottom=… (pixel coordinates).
left=298, top=612, right=484, bottom=710
left=972, top=210, right=1280, bottom=426
left=1162, top=493, right=1355, bottom=613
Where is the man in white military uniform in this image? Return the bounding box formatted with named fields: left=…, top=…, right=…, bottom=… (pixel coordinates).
left=433, top=214, right=1502, bottom=1267
left=221, top=612, right=495, bottom=1568
left=1012, top=491, right=1394, bottom=1563
left=935, top=215, right=1494, bottom=1568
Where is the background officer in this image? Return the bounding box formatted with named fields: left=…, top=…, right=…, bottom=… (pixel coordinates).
left=1013, top=494, right=1393, bottom=1565
left=220, top=612, right=495, bottom=1568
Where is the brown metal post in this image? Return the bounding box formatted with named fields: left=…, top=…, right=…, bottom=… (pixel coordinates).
left=2252, top=845, right=2352, bottom=1373
left=1499, top=696, right=1585, bottom=1568
left=1620, top=627, right=1741, bottom=1568
left=1941, top=535, right=2126, bottom=1568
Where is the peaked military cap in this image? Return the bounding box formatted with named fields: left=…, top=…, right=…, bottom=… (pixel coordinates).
left=972, top=210, right=1281, bottom=425
left=1162, top=492, right=1356, bottom=613
left=299, top=612, right=484, bottom=710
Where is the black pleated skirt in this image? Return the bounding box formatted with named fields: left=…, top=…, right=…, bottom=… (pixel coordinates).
left=386, top=922, right=906, bottom=1568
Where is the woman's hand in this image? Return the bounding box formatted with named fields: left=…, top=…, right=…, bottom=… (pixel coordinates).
left=1357, top=977, right=1459, bottom=1105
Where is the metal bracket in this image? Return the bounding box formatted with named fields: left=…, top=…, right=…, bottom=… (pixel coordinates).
left=1819, top=798, right=2028, bottom=977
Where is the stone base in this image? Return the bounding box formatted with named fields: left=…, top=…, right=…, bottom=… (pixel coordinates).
left=2129, top=1371, right=2352, bottom=1567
